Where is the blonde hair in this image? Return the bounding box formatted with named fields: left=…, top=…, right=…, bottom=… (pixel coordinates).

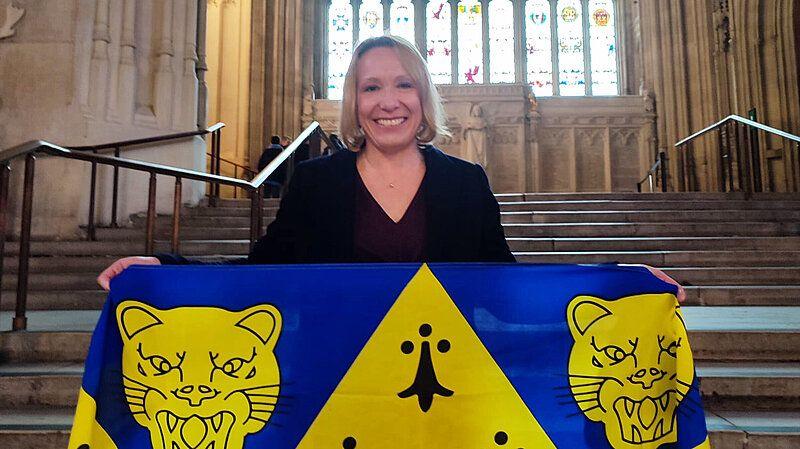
left=339, top=35, right=450, bottom=150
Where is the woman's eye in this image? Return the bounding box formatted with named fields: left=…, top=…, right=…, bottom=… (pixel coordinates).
left=222, top=358, right=244, bottom=375
left=149, top=356, right=172, bottom=374
left=398, top=81, right=415, bottom=89
left=362, top=85, right=379, bottom=92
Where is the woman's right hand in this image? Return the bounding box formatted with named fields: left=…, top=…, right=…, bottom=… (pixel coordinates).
left=97, top=256, right=161, bottom=291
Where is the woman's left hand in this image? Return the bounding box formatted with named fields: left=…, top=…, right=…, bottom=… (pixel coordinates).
left=620, top=264, right=686, bottom=303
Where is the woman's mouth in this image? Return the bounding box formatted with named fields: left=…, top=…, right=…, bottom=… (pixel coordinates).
left=375, top=118, right=406, bottom=127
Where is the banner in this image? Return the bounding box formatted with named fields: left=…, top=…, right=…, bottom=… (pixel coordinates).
left=68, top=263, right=710, bottom=449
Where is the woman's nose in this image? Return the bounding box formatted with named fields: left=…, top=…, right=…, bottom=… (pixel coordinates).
left=378, top=90, right=400, bottom=110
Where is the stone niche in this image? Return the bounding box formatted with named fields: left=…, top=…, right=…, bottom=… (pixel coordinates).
left=310, top=86, right=655, bottom=193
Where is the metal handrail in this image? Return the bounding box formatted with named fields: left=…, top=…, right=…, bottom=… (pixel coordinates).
left=675, top=115, right=800, bottom=147
left=70, top=122, right=226, bottom=152
left=672, top=114, right=800, bottom=194
left=0, top=121, right=329, bottom=331
left=636, top=152, right=667, bottom=193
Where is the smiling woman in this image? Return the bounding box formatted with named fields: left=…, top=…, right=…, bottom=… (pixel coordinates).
left=97, top=35, right=516, bottom=290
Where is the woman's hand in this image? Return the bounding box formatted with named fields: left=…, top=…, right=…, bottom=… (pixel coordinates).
left=97, top=256, right=161, bottom=291
left=620, top=264, right=686, bottom=303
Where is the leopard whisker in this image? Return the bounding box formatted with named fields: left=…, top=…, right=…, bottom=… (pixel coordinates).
left=566, top=404, right=602, bottom=417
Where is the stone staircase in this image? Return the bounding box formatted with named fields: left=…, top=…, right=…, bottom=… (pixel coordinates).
left=1, top=191, right=799, bottom=448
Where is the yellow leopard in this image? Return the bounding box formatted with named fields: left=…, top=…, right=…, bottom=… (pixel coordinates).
left=566, top=293, right=695, bottom=449
left=116, top=300, right=282, bottom=449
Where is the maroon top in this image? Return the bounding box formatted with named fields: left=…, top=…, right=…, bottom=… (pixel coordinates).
left=353, top=173, right=427, bottom=262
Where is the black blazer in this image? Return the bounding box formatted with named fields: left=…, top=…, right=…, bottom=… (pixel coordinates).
left=247, top=145, right=514, bottom=264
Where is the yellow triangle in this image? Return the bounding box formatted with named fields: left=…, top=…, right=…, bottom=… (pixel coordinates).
left=297, top=264, right=556, bottom=449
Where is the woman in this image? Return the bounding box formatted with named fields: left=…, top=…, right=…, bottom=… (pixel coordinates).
left=98, top=35, right=514, bottom=289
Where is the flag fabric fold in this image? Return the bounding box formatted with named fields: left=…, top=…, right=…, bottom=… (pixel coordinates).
left=68, top=263, right=710, bottom=449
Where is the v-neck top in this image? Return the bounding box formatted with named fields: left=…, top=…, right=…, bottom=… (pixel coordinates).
left=353, top=172, right=427, bottom=262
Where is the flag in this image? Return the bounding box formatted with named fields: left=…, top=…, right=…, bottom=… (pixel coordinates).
left=68, top=263, right=710, bottom=449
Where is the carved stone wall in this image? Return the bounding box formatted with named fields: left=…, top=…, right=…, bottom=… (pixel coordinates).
left=0, top=0, right=204, bottom=237
left=533, top=96, right=655, bottom=192
left=310, top=88, right=654, bottom=193
left=632, top=0, right=800, bottom=192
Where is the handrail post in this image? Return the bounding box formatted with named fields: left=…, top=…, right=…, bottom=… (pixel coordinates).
left=111, top=146, right=120, bottom=227
left=145, top=173, right=157, bottom=255
left=716, top=126, right=727, bottom=191
left=214, top=130, right=222, bottom=200
left=737, top=122, right=753, bottom=198
left=14, top=154, right=36, bottom=331
left=172, top=177, right=182, bottom=254
left=749, top=125, right=762, bottom=193
left=87, top=150, right=98, bottom=241
left=725, top=121, right=735, bottom=192
left=209, top=130, right=219, bottom=206
left=0, top=164, right=10, bottom=316
left=257, top=185, right=264, bottom=236
left=659, top=151, right=667, bottom=192
left=249, top=187, right=261, bottom=250
left=678, top=144, right=687, bottom=192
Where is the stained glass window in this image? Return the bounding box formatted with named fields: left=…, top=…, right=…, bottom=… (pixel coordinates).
left=588, top=0, right=618, bottom=95
left=457, top=0, right=483, bottom=84
left=323, top=0, right=621, bottom=97
left=390, top=0, right=415, bottom=45
left=489, top=0, right=515, bottom=83
left=426, top=1, right=453, bottom=84
left=556, top=0, right=585, bottom=95
left=525, top=0, right=552, bottom=95
left=327, top=0, right=354, bottom=100
left=358, top=0, right=383, bottom=43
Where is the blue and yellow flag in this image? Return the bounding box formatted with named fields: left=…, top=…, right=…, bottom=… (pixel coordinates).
left=69, top=263, right=710, bottom=449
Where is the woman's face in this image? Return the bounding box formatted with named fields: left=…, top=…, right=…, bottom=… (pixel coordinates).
left=356, top=46, right=423, bottom=154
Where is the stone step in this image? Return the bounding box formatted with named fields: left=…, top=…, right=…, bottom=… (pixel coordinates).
left=684, top=286, right=800, bottom=306
left=0, top=410, right=797, bottom=449
left=0, top=361, right=793, bottom=410
left=495, top=192, right=800, bottom=201
left=661, top=267, right=800, bottom=285
left=4, top=239, right=250, bottom=257
left=2, top=307, right=797, bottom=363
left=499, top=199, right=800, bottom=212
left=502, top=222, right=800, bottom=238
left=0, top=364, right=82, bottom=408
left=507, top=209, right=800, bottom=223
left=514, top=250, right=800, bottom=267
left=507, top=236, right=800, bottom=252
left=698, top=362, right=800, bottom=411
left=706, top=411, right=800, bottom=448
left=0, top=290, right=105, bottom=311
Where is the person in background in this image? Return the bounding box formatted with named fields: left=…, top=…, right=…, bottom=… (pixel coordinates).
left=256, top=135, right=286, bottom=197
left=96, top=35, right=685, bottom=302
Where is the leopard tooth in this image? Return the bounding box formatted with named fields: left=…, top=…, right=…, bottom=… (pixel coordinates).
left=654, top=419, right=665, bottom=439
left=659, top=393, right=669, bottom=411
left=206, top=443, right=215, bottom=449
left=624, top=398, right=635, bottom=417
left=631, top=425, right=642, bottom=444
left=167, top=412, right=178, bottom=432
left=211, top=413, right=223, bottom=432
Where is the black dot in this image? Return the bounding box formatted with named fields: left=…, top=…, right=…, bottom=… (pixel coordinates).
left=343, top=436, right=356, bottom=449
left=419, top=323, right=432, bottom=337
left=401, top=340, right=414, bottom=354
left=437, top=339, right=451, bottom=353
left=78, top=445, right=90, bottom=449
left=494, top=431, right=508, bottom=445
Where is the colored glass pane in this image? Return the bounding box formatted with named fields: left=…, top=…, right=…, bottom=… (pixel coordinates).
left=588, top=0, right=618, bottom=94
left=426, top=1, right=453, bottom=84
left=556, top=0, right=584, bottom=95
left=359, top=0, right=384, bottom=43
left=489, top=0, right=515, bottom=83
left=525, top=0, right=552, bottom=95
left=390, top=0, right=415, bottom=45
left=328, top=0, right=354, bottom=100
left=457, top=0, right=483, bottom=84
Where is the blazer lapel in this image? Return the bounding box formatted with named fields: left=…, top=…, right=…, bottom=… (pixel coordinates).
left=422, top=146, right=460, bottom=260
left=323, top=151, right=358, bottom=260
